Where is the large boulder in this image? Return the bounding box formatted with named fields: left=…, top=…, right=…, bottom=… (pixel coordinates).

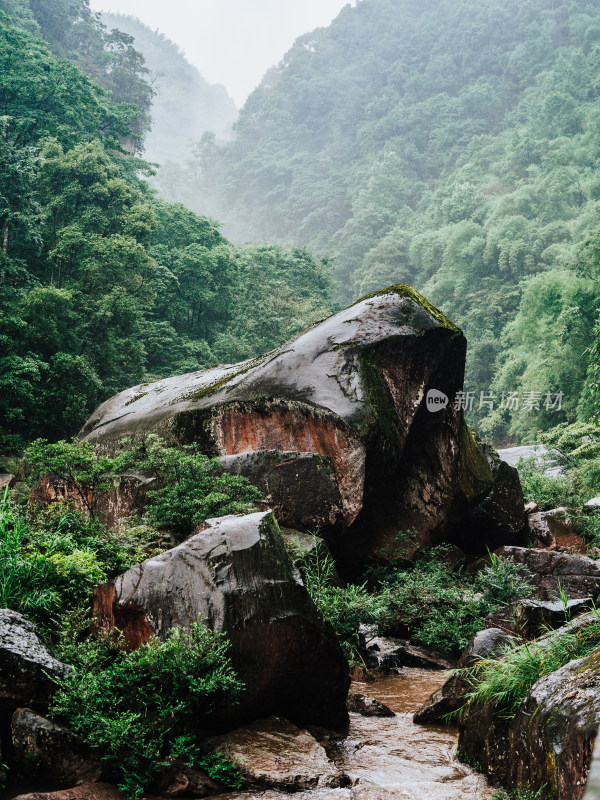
left=0, top=610, right=70, bottom=716
left=11, top=708, right=102, bottom=788
left=202, top=716, right=347, bottom=791
left=92, top=511, right=349, bottom=731
left=79, top=285, right=523, bottom=565
left=495, top=546, right=600, bottom=600
left=458, top=646, right=600, bottom=799
left=485, top=597, right=593, bottom=638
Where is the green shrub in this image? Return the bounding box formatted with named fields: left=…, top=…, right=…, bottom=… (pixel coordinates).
left=462, top=613, right=600, bottom=717
left=113, top=434, right=262, bottom=536
left=475, top=552, right=535, bottom=606
left=51, top=619, right=244, bottom=798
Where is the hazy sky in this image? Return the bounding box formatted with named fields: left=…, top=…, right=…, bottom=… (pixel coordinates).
left=89, top=0, right=352, bottom=107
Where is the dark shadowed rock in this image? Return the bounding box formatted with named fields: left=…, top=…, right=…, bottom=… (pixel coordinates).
left=79, top=285, right=522, bottom=565
left=346, top=692, right=395, bottom=717
left=495, top=546, right=600, bottom=600
left=365, top=636, right=456, bottom=671
left=203, top=716, right=348, bottom=790
left=93, top=511, right=349, bottom=730
left=458, top=646, right=600, bottom=799
left=485, top=597, right=593, bottom=638
left=413, top=628, right=515, bottom=724
left=217, top=450, right=343, bottom=531
left=11, top=708, right=102, bottom=788
left=155, top=761, right=222, bottom=797
left=0, top=610, right=70, bottom=717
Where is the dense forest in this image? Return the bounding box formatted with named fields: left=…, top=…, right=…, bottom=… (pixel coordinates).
left=0, top=0, right=333, bottom=456
left=100, top=12, right=237, bottom=166
left=171, top=0, right=600, bottom=443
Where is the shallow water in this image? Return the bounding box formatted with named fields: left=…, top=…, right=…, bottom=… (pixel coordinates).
left=214, top=669, right=495, bottom=800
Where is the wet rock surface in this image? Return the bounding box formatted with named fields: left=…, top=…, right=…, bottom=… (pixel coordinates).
left=156, top=761, right=223, bottom=797
left=11, top=708, right=102, bottom=788
left=458, top=647, right=600, bottom=800
left=495, top=546, right=600, bottom=599
left=203, top=716, right=347, bottom=791
left=11, top=785, right=126, bottom=800
left=365, top=636, right=456, bottom=671
left=80, top=286, right=522, bottom=565
left=93, top=511, right=349, bottom=730
left=0, top=610, right=70, bottom=716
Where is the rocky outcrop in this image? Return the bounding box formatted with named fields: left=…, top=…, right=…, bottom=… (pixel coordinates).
left=485, top=597, right=593, bottom=638
left=458, top=647, right=600, bottom=799
left=79, top=285, right=523, bottom=565
left=11, top=708, right=102, bottom=788
left=495, top=546, right=600, bottom=600
left=202, top=716, right=348, bottom=791
left=0, top=610, right=70, bottom=717
left=93, top=511, right=349, bottom=730
left=527, top=507, right=583, bottom=551
left=413, top=628, right=516, bottom=724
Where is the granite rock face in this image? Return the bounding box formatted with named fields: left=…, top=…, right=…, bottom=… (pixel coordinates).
left=93, top=511, right=349, bottom=730
left=80, top=285, right=524, bottom=564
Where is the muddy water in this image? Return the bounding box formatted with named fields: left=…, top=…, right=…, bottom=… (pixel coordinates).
left=215, top=669, right=495, bottom=800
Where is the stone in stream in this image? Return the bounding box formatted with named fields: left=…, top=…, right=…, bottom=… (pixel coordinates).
left=11, top=708, right=103, bottom=788
left=79, top=285, right=524, bottom=566
left=495, top=546, right=600, bottom=600
left=457, top=640, right=600, bottom=799
left=413, top=628, right=516, bottom=724
left=202, top=716, right=349, bottom=791
left=365, top=636, right=456, bottom=671
left=346, top=691, right=395, bottom=717
left=155, top=760, right=223, bottom=797
left=93, top=511, right=350, bottom=731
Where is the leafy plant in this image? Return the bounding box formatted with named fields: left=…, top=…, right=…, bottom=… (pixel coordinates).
left=113, top=434, right=262, bottom=536
left=475, top=551, right=535, bottom=607
left=51, top=619, right=244, bottom=798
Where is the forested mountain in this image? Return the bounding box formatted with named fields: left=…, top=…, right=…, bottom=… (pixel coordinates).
left=178, top=0, right=600, bottom=442
left=101, top=13, right=237, bottom=165
left=0, top=0, right=332, bottom=455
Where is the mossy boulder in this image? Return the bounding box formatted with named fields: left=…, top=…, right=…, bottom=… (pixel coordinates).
left=80, top=285, right=523, bottom=566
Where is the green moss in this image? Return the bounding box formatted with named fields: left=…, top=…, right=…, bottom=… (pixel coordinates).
left=458, top=421, right=494, bottom=499
left=124, top=391, right=148, bottom=407
left=355, top=284, right=462, bottom=333
left=358, top=351, right=403, bottom=450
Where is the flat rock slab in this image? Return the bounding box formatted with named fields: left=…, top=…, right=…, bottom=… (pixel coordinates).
left=93, top=511, right=349, bottom=730
left=12, top=784, right=126, bottom=800
left=0, top=610, right=70, bottom=714
left=495, top=546, right=600, bottom=600
left=203, top=716, right=347, bottom=790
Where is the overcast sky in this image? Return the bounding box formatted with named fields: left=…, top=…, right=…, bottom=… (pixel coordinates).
left=89, top=0, right=352, bottom=107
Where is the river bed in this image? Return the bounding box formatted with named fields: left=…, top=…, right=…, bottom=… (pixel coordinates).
left=214, top=668, right=495, bottom=800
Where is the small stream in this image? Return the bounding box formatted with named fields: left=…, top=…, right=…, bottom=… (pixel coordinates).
left=215, top=669, right=494, bottom=800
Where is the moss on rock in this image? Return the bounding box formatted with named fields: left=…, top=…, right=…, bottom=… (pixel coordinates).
left=355, top=284, right=462, bottom=334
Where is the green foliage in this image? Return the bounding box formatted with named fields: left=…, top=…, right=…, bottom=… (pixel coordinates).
left=0, top=488, right=155, bottom=625
left=51, top=619, right=243, bottom=798
left=462, top=613, right=600, bottom=717
left=114, top=434, right=262, bottom=536
left=478, top=551, right=535, bottom=607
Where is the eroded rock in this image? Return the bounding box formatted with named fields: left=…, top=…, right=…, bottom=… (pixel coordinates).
left=202, top=716, right=347, bottom=791
left=79, top=285, right=522, bottom=565
left=346, top=692, right=395, bottom=717
left=495, top=546, right=600, bottom=600
left=527, top=507, right=583, bottom=551
left=155, top=761, right=222, bottom=797
left=485, top=597, right=593, bottom=638
left=93, top=511, right=349, bottom=730
left=12, top=784, right=125, bottom=800
left=365, top=636, right=456, bottom=671
left=11, top=708, right=102, bottom=788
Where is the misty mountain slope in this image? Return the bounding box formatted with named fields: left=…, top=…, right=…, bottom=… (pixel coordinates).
left=177, top=0, right=600, bottom=442
left=102, top=12, right=237, bottom=164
